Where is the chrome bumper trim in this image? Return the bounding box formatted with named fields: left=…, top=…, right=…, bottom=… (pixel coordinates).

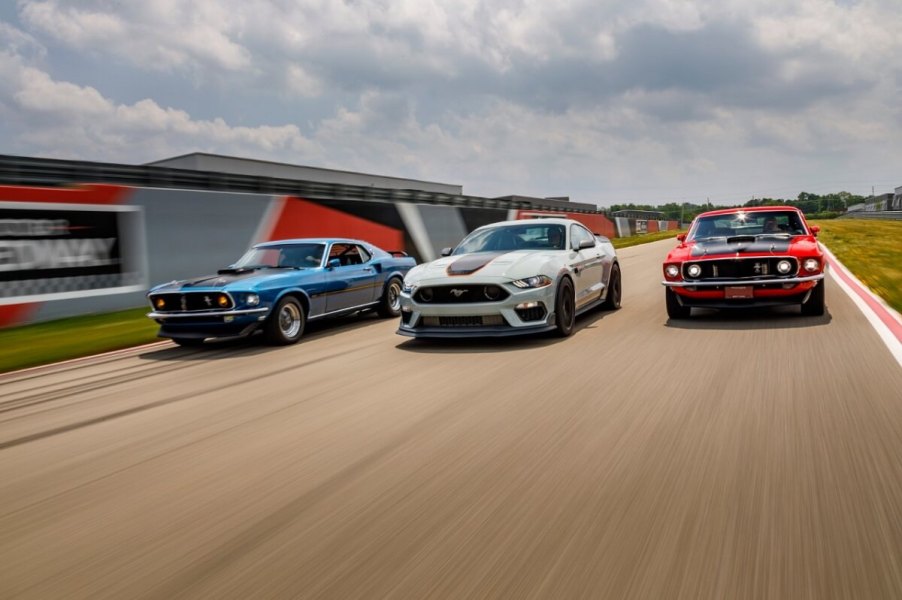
left=661, top=273, right=824, bottom=287
left=147, top=307, right=268, bottom=318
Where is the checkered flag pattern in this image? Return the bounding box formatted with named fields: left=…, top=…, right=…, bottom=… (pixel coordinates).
left=0, top=272, right=144, bottom=298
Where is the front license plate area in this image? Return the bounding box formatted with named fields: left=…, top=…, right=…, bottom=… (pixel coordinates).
left=725, top=286, right=754, bottom=299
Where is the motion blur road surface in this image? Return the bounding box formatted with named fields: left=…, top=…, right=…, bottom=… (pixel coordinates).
left=2, top=239, right=901, bottom=599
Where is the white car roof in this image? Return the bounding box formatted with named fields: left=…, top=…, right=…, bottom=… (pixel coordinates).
left=475, top=217, right=582, bottom=229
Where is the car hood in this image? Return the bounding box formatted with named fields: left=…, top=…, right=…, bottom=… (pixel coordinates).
left=407, top=250, right=561, bottom=282
left=667, top=236, right=820, bottom=262
left=149, top=268, right=313, bottom=293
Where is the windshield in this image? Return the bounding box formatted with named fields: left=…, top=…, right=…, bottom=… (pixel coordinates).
left=231, top=243, right=326, bottom=269
left=688, top=211, right=808, bottom=241
left=453, top=223, right=566, bottom=255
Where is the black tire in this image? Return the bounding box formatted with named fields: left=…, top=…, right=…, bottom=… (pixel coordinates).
left=264, top=296, right=306, bottom=345
left=554, top=278, right=576, bottom=337
left=377, top=277, right=403, bottom=318
left=801, top=280, right=825, bottom=316
left=665, top=287, right=691, bottom=319
left=601, top=263, right=622, bottom=310
left=173, top=338, right=205, bottom=347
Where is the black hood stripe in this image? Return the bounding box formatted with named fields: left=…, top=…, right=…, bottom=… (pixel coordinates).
left=446, top=252, right=505, bottom=276
left=691, top=239, right=791, bottom=256
left=179, top=271, right=263, bottom=288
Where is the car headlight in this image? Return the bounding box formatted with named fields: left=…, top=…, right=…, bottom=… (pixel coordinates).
left=803, top=258, right=819, bottom=272
left=511, top=275, right=553, bottom=289
left=665, top=264, right=680, bottom=278
left=686, top=264, right=702, bottom=278
left=402, top=281, right=418, bottom=294
left=777, top=260, right=793, bottom=274
left=246, top=293, right=260, bottom=306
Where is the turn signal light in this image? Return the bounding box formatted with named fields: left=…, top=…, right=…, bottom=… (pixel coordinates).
left=217, top=294, right=230, bottom=307
left=154, top=298, right=166, bottom=309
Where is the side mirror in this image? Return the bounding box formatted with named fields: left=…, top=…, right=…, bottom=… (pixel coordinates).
left=810, top=225, right=820, bottom=237
left=578, top=239, right=595, bottom=250
left=440, top=247, right=453, bottom=257
left=677, top=233, right=687, bottom=242
left=327, top=258, right=341, bottom=269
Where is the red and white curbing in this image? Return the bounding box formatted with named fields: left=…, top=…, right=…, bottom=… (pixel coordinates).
left=822, top=245, right=902, bottom=368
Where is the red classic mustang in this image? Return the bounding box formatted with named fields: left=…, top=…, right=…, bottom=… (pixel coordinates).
left=662, top=206, right=825, bottom=318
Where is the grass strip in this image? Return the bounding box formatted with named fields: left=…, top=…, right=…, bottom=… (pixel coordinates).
left=811, top=219, right=902, bottom=314
left=611, top=229, right=686, bottom=249
left=0, top=307, right=159, bottom=374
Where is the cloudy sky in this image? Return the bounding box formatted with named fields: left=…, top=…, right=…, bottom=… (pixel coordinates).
left=0, top=0, right=899, bottom=207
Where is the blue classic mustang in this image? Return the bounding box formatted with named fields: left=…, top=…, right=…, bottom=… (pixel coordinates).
left=147, top=238, right=416, bottom=346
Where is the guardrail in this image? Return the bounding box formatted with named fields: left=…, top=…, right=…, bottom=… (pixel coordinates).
left=839, top=211, right=902, bottom=220
left=0, top=154, right=602, bottom=215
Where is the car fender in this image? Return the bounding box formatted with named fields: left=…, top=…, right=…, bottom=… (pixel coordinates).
left=272, top=288, right=313, bottom=317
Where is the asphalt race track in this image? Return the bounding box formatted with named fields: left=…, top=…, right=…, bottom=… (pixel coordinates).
left=2, top=239, right=901, bottom=599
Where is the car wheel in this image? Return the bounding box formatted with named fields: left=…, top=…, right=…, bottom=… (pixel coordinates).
left=377, top=278, right=403, bottom=318
left=554, top=277, right=576, bottom=337
left=264, top=296, right=306, bottom=345
left=665, top=287, right=691, bottom=319
left=601, top=263, right=622, bottom=310
left=173, top=338, right=205, bottom=347
left=801, top=280, right=825, bottom=316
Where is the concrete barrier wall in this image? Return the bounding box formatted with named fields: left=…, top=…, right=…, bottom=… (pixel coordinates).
left=1, top=181, right=681, bottom=328
left=2, top=184, right=646, bottom=327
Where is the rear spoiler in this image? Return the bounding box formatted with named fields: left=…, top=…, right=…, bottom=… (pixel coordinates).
left=389, top=250, right=408, bottom=257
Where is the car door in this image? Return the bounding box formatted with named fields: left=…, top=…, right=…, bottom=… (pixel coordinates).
left=324, top=243, right=380, bottom=312
left=568, top=224, right=605, bottom=307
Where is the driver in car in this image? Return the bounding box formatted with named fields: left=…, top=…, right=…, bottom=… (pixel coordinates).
left=762, top=217, right=780, bottom=234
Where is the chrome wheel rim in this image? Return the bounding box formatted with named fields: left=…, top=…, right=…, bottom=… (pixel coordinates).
left=279, top=303, right=302, bottom=338
left=388, top=282, right=401, bottom=311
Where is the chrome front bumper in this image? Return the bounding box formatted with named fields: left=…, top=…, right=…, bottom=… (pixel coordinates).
left=661, top=273, right=824, bottom=287
left=147, top=307, right=269, bottom=319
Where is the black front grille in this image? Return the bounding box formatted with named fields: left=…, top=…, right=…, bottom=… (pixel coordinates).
left=683, top=258, right=798, bottom=280
left=421, top=315, right=507, bottom=327
left=415, top=285, right=509, bottom=304
left=149, top=292, right=234, bottom=312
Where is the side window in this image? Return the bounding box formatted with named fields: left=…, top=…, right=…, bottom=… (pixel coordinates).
left=356, top=245, right=371, bottom=263
left=329, top=243, right=365, bottom=266
left=329, top=244, right=349, bottom=266
left=570, top=225, right=593, bottom=249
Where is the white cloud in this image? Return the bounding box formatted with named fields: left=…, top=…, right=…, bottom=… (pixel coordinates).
left=20, top=0, right=251, bottom=72
left=0, top=49, right=317, bottom=161
left=1, top=0, right=900, bottom=202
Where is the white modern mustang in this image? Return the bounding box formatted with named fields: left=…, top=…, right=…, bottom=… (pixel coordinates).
left=397, top=218, right=621, bottom=338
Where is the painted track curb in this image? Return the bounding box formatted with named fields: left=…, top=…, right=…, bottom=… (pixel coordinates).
left=822, top=244, right=902, bottom=368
